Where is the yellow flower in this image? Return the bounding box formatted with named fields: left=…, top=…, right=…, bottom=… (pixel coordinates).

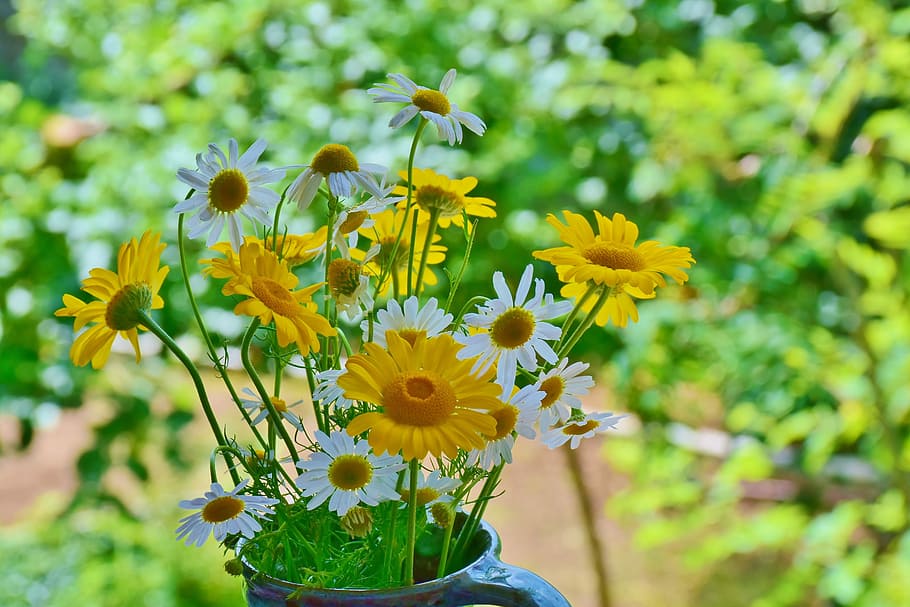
left=340, top=333, right=500, bottom=461
left=203, top=241, right=335, bottom=354
left=354, top=208, right=446, bottom=295
left=533, top=211, right=694, bottom=327
left=55, top=231, right=169, bottom=369
left=392, top=168, right=496, bottom=229
left=205, top=230, right=326, bottom=277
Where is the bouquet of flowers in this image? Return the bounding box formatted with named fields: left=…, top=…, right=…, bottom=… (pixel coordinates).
left=55, top=68, right=694, bottom=591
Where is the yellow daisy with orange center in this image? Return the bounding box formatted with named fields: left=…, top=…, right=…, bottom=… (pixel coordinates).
left=533, top=210, right=694, bottom=327
left=339, top=332, right=501, bottom=460
left=203, top=241, right=335, bottom=355
left=393, top=168, right=496, bottom=229
left=55, top=231, right=169, bottom=369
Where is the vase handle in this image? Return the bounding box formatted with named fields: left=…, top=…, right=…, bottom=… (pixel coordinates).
left=452, top=551, right=572, bottom=607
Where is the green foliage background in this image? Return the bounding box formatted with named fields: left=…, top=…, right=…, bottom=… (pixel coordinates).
left=3, top=0, right=910, bottom=605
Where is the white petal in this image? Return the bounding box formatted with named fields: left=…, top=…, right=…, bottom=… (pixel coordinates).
left=388, top=73, right=418, bottom=95
left=238, top=138, right=267, bottom=171
left=389, top=105, right=419, bottom=129
left=439, top=68, right=456, bottom=94
left=228, top=215, right=242, bottom=251
left=228, top=138, right=239, bottom=168
left=206, top=214, right=226, bottom=247
left=173, top=192, right=208, bottom=214
left=176, top=168, right=210, bottom=191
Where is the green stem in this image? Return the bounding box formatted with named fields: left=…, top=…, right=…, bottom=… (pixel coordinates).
left=414, top=207, right=441, bottom=297
left=436, top=515, right=455, bottom=579
left=138, top=311, right=241, bottom=485
left=558, top=282, right=600, bottom=345
left=557, top=286, right=611, bottom=358
left=444, top=219, right=479, bottom=313
left=450, top=463, right=503, bottom=570
left=177, top=213, right=273, bottom=454
left=240, top=319, right=300, bottom=463
left=404, top=459, right=420, bottom=585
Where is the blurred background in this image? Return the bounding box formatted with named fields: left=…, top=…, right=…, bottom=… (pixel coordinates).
left=3, top=0, right=910, bottom=605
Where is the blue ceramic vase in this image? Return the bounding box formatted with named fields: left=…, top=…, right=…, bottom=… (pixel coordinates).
left=242, top=519, right=571, bottom=607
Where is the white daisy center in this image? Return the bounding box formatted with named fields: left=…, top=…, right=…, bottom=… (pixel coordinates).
left=399, top=487, right=441, bottom=507
left=208, top=169, right=250, bottom=213
left=382, top=371, right=457, bottom=426
left=411, top=89, right=451, bottom=116
left=395, top=328, right=427, bottom=347
left=583, top=243, right=645, bottom=271
left=416, top=185, right=463, bottom=216
left=539, top=376, right=565, bottom=409
left=377, top=236, right=411, bottom=269
left=327, top=454, right=373, bottom=490
left=328, top=259, right=362, bottom=297
left=490, top=307, right=535, bottom=349
left=260, top=396, right=287, bottom=413
left=486, top=405, right=518, bottom=440
left=311, top=144, right=359, bottom=175
left=429, top=502, right=454, bottom=528
left=339, top=210, right=369, bottom=234
left=251, top=277, right=300, bottom=317
left=563, top=420, right=599, bottom=436
left=340, top=506, right=373, bottom=538
left=201, top=495, right=245, bottom=523
left=105, top=282, right=153, bottom=331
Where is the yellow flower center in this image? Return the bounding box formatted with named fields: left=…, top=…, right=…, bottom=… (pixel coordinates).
left=201, top=495, right=245, bottom=523
left=429, top=502, right=455, bottom=528
left=328, top=259, right=363, bottom=297
left=563, top=420, right=599, bottom=436
left=490, top=307, right=535, bottom=349
left=251, top=277, right=300, bottom=317
left=340, top=506, right=374, bottom=538
left=377, top=236, right=410, bottom=269
left=486, top=405, right=518, bottom=440
left=396, top=328, right=427, bottom=347
left=411, top=89, right=451, bottom=116
left=382, top=371, right=457, bottom=427
left=327, top=454, right=373, bottom=490
left=583, top=243, right=645, bottom=271
left=105, top=282, right=153, bottom=331
left=399, top=487, right=440, bottom=507
left=311, top=144, right=359, bottom=175
left=260, top=396, right=287, bottom=413
left=339, top=210, right=369, bottom=234
left=539, top=376, right=565, bottom=409
left=208, top=169, right=249, bottom=213
left=416, top=185, right=463, bottom=217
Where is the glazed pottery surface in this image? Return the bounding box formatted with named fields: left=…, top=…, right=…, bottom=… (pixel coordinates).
left=242, top=519, right=571, bottom=607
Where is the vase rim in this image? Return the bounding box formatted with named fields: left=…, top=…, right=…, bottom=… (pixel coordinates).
left=237, top=517, right=500, bottom=595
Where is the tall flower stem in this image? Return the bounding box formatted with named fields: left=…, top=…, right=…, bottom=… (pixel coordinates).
left=414, top=207, right=441, bottom=297
left=404, top=459, right=420, bottom=585
left=177, top=213, right=271, bottom=454
left=137, top=311, right=241, bottom=486
left=449, top=463, right=503, bottom=572
left=241, top=319, right=301, bottom=462
left=564, top=444, right=612, bottom=607
left=557, top=286, right=611, bottom=358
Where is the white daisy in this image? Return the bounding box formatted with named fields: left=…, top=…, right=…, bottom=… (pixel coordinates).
left=467, top=384, right=543, bottom=469
left=362, top=296, right=453, bottom=348
left=175, top=138, right=285, bottom=251
left=295, top=430, right=405, bottom=516
left=399, top=469, right=461, bottom=507
left=313, top=369, right=356, bottom=411
left=540, top=411, right=626, bottom=450
left=367, top=68, right=486, bottom=145
left=533, top=358, right=596, bottom=427
left=288, top=143, right=387, bottom=210
left=330, top=179, right=403, bottom=258
left=455, top=264, right=572, bottom=398
left=175, top=479, right=278, bottom=547
left=239, top=387, right=305, bottom=431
